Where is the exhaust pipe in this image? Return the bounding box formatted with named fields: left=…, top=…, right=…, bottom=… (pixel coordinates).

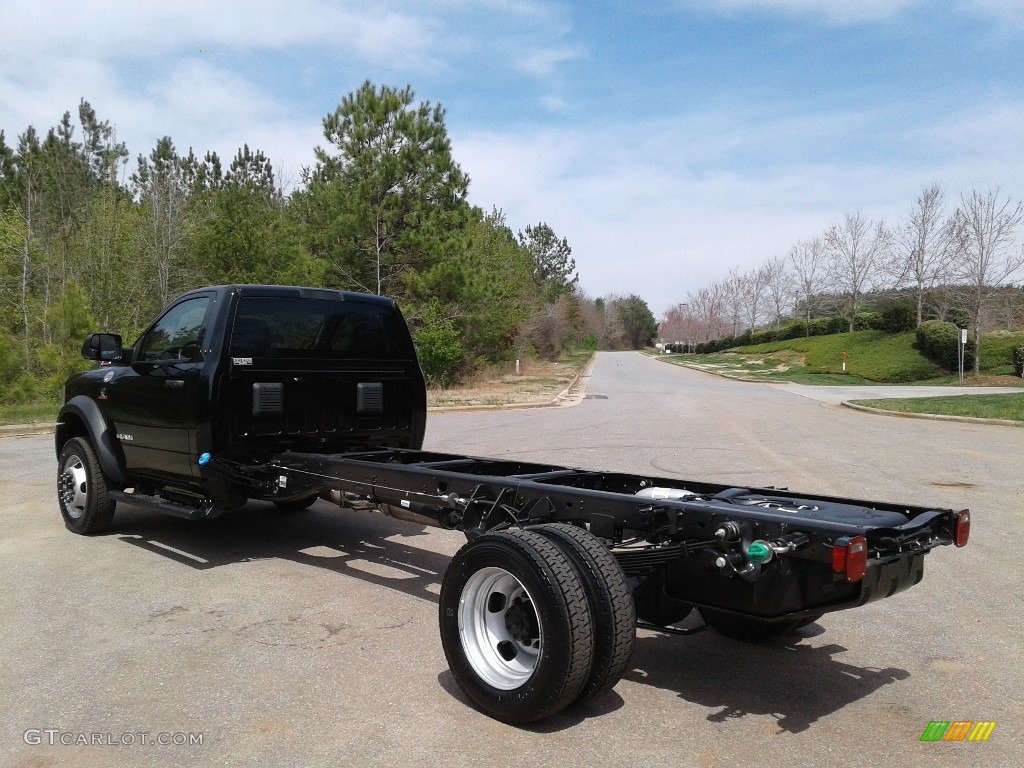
left=327, top=489, right=445, bottom=528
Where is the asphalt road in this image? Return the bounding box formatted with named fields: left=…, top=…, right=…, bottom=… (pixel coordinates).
left=2, top=351, right=1021, bottom=768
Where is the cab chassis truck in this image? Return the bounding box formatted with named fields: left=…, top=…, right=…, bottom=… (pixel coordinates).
left=55, top=285, right=970, bottom=724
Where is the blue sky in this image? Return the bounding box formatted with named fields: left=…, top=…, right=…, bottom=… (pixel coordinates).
left=3, top=1, right=1023, bottom=316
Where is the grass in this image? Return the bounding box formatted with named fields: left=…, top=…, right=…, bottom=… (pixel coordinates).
left=850, top=393, right=1024, bottom=422
left=656, top=328, right=1024, bottom=386
left=654, top=350, right=875, bottom=384
left=0, top=400, right=59, bottom=426
left=737, top=331, right=939, bottom=382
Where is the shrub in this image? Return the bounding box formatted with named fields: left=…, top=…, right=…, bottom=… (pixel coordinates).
left=807, top=316, right=847, bottom=336
left=854, top=311, right=884, bottom=331
left=778, top=320, right=807, bottom=339
left=879, top=299, right=917, bottom=333
left=1014, top=347, right=1024, bottom=377
left=915, top=320, right=974, bottom=372
left=750, top=328, right=777, bottom=345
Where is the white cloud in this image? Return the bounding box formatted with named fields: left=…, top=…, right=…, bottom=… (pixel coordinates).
left=3, top=1, right=437, bottom=63
left=455, top=97, right=1024, bottom=316
left=677, top=0, right=922, bottom=25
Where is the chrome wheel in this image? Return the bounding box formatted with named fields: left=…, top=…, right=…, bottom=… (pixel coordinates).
left=59, top=454, right=89, bottom=520
left=458, top=566, right=541, bottom=690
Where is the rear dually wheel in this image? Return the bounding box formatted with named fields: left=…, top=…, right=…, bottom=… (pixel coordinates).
left=439, top=529, right=595, bottom=724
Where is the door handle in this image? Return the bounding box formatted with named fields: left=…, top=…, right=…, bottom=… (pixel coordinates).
left=165, top=379, right=185, bottom=389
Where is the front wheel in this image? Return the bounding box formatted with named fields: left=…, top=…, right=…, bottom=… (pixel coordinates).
left=439, top=529, right=595, bottom=724
left=57, top=437, right=116, bottom=535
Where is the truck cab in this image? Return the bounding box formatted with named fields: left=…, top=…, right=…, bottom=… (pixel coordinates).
left=57, top=285, right=426, bottom=529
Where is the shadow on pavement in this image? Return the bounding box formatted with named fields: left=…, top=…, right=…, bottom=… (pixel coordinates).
left=625, top=628, right=910, bottom=733
left=112, top=500, right=456, bottom=606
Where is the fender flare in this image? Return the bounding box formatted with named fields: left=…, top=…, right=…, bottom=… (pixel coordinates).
left=56, top=395, right=127, bottom=487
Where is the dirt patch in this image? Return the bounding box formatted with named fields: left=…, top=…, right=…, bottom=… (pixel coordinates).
left=427, top=356, right=592, bottom=408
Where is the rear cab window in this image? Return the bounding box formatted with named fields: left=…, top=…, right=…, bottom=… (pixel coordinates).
left=229, top=296, right=414, bottom=361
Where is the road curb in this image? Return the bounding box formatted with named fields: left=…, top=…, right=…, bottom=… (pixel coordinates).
left=425, top=354, right=596, bottom=414
left=840, top=400, right=1024, bottom=427
left=0, top=423, right=55, bottom=438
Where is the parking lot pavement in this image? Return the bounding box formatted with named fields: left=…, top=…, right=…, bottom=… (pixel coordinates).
left=3, top=352, right=1021, bottom=767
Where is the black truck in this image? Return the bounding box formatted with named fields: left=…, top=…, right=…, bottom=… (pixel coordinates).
left=56, top=284, right=970, bottom=724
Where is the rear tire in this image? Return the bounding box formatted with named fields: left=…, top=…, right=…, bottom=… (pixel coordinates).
left=439, top=529, right=595, bottom=724
left=530, top=523, right=635, bottom=702
left=57, top=437, right=116, bottom=535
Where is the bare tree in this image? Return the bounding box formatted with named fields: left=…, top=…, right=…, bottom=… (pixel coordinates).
left=132, top=138, right=194, bottom=308
left=722, top=268, right=748, bottom=337
left=825, top=212, right=890, bottom=332
left=891, top=184, right=955, bottom=326
left=763, top=254, right=793, bottom=329
left=789, top=237, right=827, bottom=335
left=993, top=285, right=1023, bottom=331
left=689, top=284, right=725, bottom=342
left=741, top=264, right=770, bottom=333
left=952, top=187, right=1024, bottom=375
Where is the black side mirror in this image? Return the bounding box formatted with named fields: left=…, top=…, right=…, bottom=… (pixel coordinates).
left=81, top=333, right=124, bottom=362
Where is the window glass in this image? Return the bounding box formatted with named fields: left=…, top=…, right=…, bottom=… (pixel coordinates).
left=230, top=297, right=412, bottom=359
left=139, top=297, right=210, bottom=363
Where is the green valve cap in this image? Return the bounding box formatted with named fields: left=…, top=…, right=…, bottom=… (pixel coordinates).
left=747, top=540, right=773, bottom=564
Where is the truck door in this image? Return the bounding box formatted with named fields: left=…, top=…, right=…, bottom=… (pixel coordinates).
left=106, top=294, right=212, bottom=480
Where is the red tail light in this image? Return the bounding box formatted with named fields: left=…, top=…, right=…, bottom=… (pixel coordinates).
left=955, top=510, right=970, bottom=548
left=832, top=536, right=868, bottom=583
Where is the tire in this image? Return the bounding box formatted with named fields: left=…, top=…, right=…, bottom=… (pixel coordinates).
left=700, top=608, right=803, bottom=642
left=439, top=529, right=595, bottom=724
left=530, top=523, right=635, bottom=702
left=57, top=437, right=116, bottom=535
left=273, top=495, right=318, bottom=511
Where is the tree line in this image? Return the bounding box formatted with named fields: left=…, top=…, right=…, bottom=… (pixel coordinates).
left=0, top=82, right=658, bottom=404
left=658, top=184, right=1024, bottom=375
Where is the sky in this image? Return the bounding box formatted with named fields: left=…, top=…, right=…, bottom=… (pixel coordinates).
left=2, top=0, right=1024, bottom=317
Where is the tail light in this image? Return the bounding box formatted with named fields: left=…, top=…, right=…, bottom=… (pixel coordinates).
left=955, top=510, right=970, bottom=548
left=832, top=535, right=868, bottom=583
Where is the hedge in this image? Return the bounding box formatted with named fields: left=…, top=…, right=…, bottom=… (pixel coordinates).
left=914, top=320, right=974, bottom=372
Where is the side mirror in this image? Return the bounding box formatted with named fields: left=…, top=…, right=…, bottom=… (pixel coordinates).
left=81, top=333, right=124, bottom=362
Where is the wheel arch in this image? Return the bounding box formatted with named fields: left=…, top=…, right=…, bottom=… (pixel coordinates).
left=56, top=396, right=126, bottom=487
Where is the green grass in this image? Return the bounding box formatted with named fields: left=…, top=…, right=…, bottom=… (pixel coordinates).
left=0, top=400, right=59, bottom=426
left=655, top=351, right=875, bottom=384
left=736, top=331, right=939, bottom=382
left=656, top=328, right=1024, bottom=385
left=978, top=330, right=1024, bottom=371
left=850, top=393, right=1024, bottom=422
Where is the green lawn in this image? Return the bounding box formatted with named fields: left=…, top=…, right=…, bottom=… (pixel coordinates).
left=736, top=331, right=939, bottom=382
left=0, top=400, right=59, bottom=426
left=850, top=393, right=1024, bottom=422
left=657, top=328, right=1024, bottom=385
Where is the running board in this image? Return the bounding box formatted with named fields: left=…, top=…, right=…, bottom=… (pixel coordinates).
left=109, top=490, right=223, bottom=521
